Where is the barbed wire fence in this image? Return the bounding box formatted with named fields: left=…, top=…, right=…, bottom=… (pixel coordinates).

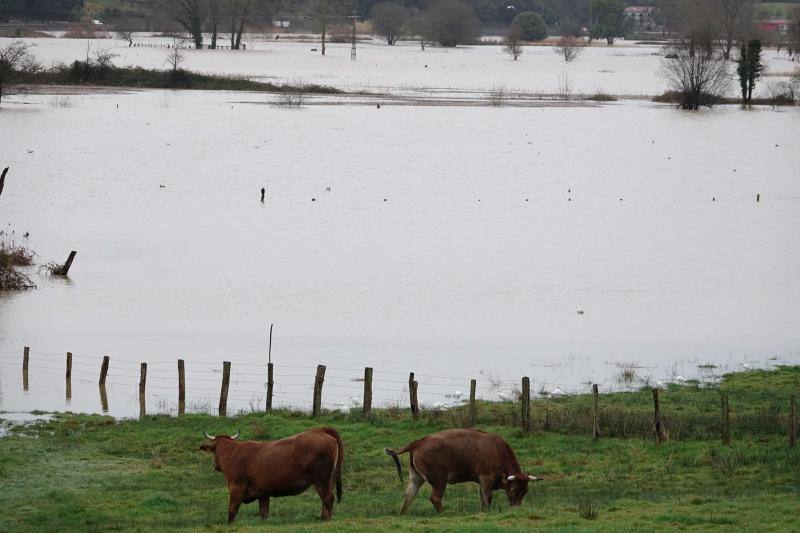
left=0, top=346, right=796, bottom=448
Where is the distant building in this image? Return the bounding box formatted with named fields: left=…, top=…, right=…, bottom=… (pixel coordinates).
left=624, top=6, right=658, bottom=32
left=757, top=19, right=792, bottom=35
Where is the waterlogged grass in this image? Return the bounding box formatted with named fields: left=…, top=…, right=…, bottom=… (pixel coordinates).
left=1, top=368, right=799, bottom=531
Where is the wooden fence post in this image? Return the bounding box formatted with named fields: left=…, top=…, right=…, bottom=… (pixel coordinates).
left=99, top=384, right=108, bottom=412
left=139, top=363, right=147, bottom=418
left=721, top=393, right=730, bottom=446
left=652, top=388, right=667, bottom=444
left=22, top=346, right=29, bottom=391
left=363, top=367, right=373, bottom=419
left=58, top=251, right=77, bottom=275
left=409, top=372, right=419, bottom=420
left=468, top=379, right=477, bottom=427
left=592, top=384, right=600, bottom=439
left=312, top=365, right=326, bottom=417
left=521, top=377, right=531, bottom=434
left=66, top=351, right=72, bottom=401
left=266, top=363, right=274, bottom=411
left=790, top=394, right=797, bottom=448
left=99, top=356, right=110, bottom=385
left=219, top=361, right=231, bottom=417
left=177, top=359, right=185, bottom=416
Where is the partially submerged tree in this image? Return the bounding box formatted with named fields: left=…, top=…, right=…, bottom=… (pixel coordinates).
left=308, top=0, right=344, bottom=56
left=166, top=38, right=187, bottom=72
left=223, top=0, right=253, bottom=50
left=422, top=0, right=481, bottom=47
left=511, top=11, right=548, bottom=41
left=173, top=0, right=205, bottom=49
left=370, top=2, right=409, bottom=45
left=504, top=23, right=523, bottom=60
left=116, top=30, right=135, bottom=47
left=0, top=41, right=38, bottom=106
left=556, top=35, right=584, bottom=62
left=662, top=43, right=730, bottom=109
left=736, top=39, right=763, bottom=103
left=589, top=0, right=626, bottom=44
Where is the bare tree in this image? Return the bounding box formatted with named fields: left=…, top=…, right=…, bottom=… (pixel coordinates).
left=173, top=0, right=205, bottom=49
left=556, top=35, right=584, bottom=62
left=208, top=0, right=220, bottom=49
left=662, top=44, right=730, bottom=109
left=116, top=30, right=135, bottom=47
left=166, top=38, right=187, bottom=72
left=370, top=2, right=409, bottom=45
left=224, top=0, right=252, bottom=50
left=504, top=24, right=523, bottom=61
left=0, top=41, right=38, bottom=106
left=308, top=0, right=348, bottom=56
left=717, top=0, right=755, bottom=60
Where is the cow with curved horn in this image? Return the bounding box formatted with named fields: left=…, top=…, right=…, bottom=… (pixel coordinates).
left=385, top=429, right=541, bottom=513
left=200, top=427, right=344, bottom=522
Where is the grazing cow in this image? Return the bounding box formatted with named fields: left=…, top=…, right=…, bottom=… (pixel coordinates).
left=199, top=427, right=344, bottom=522
left=385, top=429, right=540, bottom=513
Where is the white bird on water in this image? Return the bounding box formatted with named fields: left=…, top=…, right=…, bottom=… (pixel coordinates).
left=550, top=388, right=565, bottom=397
left=740, top=362, right=752, bottom=371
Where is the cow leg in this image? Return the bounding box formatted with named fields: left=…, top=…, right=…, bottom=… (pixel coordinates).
left=400, top=466, right=425, bottom=514
left=227, top=485, right=245, bottom=524
left=313, top=483, right=334, bottom=521
left=479, top=477, right=494, bottom=511
left=258, top=497, right=270, bottom=520
left=429, top=480, right=447, bottom=514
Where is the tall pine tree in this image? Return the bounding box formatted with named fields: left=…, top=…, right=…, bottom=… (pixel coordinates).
left=737, top=39, right=764, bottom=104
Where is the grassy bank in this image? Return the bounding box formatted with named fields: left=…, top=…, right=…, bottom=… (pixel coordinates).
left=1, top=368, right=798, bottom=531
left=28, top=61, right=343, bottom=95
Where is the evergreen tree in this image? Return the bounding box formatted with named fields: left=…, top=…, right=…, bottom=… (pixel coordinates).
left=736, top=39, right=763, bottom=103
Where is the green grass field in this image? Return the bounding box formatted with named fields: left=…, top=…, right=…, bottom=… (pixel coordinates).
left=1, top=367, right=799, bottom=531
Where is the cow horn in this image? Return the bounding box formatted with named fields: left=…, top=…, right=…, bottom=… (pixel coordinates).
left=203, top=431, right=215, bottom=440
left=230, top=431, right=240, bottom=440
left=529, top=475, right=542, bottom=481
left=507, top=475, right=516, bottom=481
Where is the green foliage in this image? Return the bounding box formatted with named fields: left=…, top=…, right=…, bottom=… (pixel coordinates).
left=511, top=11, right=548, bottom=41
left=589, top=0, right=627, bottom=44
left=737, top=39, right=764, bottom=103
left=0, top=367, right=798, bottom=530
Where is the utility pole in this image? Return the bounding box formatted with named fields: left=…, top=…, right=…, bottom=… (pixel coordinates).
left=350, top=13, right=358, bottom=60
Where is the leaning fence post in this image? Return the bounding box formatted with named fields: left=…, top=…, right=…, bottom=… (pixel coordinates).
left=99, top=355, right=110, bottom=385
left=219, top=361, right=231, bottom=417
left=312, top=364, right=326, bottom=417
left=99, top=383, right=109, bottom=412
left=363, top=367, right=373, bottom=419
left=177, top=359, right=186, bottom=416
left=652, top=388, right=667, bottom=444
left=22, top=346, right=29, bottom=391
left=139, top=363, right=147, bottom=418
left=592, top=384, right=600, bottom=439
left=721, top=393, right=731, bottom=446
left=266, top=362, right=274, bottom=411
left=521, top=377, right=531, bottom=434
left=468, top=379, right=477, bottom=427
left=790, top=394, right=797, bottom=448
left=409, top=372, right=419, bottom=420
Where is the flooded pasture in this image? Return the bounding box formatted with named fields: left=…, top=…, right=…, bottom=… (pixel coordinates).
left=0, top=82, right=799, bottom=417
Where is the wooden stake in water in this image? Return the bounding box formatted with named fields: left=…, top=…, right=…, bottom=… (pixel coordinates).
left=363, top=367, right=373, bottom=419
left=219, top=361, right=231, bottom=417
left=66, top=352, right=73, bottom=401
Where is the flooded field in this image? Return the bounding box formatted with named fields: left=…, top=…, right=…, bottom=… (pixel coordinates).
left=1, top=78, right=799, bottom=417
left=2, top=35, right=797, bottom=97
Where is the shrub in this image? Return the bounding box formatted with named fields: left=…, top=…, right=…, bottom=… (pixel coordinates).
left=511, top=11, right=548, bottom=41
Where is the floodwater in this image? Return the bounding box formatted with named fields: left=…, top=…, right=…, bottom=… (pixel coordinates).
left=0, top=66, right=799, bottom=418
left=2, top=35, right=796, bottom=97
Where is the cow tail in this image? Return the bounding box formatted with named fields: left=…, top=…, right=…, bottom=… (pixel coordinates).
left=384, top=444, right=413, bottom=484
left=322, top=428, right=344, bottom=503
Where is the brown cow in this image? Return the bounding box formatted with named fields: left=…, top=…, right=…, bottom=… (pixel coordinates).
left=385, top=429, right=540, bottom=513
left=199, top=427, right=344, bottom=522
